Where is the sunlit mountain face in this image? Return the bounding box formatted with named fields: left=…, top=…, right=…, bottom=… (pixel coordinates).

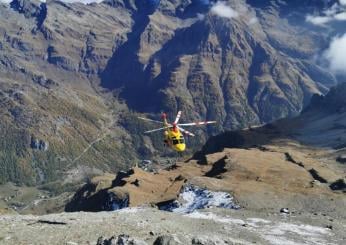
left=0, top=0, right=345, bottom=187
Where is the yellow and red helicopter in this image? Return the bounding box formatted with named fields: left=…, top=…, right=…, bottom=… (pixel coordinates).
left=138, top=111, right=216, bottom=152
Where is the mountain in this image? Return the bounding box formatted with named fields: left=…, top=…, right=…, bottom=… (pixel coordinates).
left=0, top=0, right=344, bottom=188
left=21, top=81, right=342, bottom=244
left=197, top=82, right=346, bottom=156
left=65, top=82, right=346, bottom=218
left=1, top=82, right=346, bottom=245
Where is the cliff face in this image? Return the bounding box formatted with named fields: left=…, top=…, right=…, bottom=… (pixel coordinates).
left=100, top=0, right=337, bottom=128
left=0, top=0, right=344, bottom=186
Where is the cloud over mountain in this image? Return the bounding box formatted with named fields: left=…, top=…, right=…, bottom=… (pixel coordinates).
left=323, top=33, right=346, bottom=74
left=211, top=2, right=239, bottom=19
left=306, top=1, right=346, bottom=25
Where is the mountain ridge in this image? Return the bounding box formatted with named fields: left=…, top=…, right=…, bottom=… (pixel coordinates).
left=0, top=0, right=344, bottom=187
left=65, top=82, right=346, bottom=219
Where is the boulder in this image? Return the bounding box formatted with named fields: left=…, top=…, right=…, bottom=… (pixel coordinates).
left=330, top=179, right=346, bottom=192
left=96, top=234, right=147, bottom=245
left=336, top=155, right=346, bottom=164
left=153, top=235, right=181, bottom=245
left=191, top=238, right=220, bottom=245
left=30, top=137, right=49, bottom=151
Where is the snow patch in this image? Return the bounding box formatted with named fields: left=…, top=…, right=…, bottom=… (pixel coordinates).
left=246, top=218, right=271, bottom=224
left=186, top=211, right=245, bottom=225
left=269, top=222, right=331, bottom=237
left=246, top=217, right=271, bottom=227
left=116, top=207, right=141, bottom=214
left=186, top=212, right=333, bottom=245
left=158, top=185, right=240, bottom=214
left=263, top=222, right=332, bottom=245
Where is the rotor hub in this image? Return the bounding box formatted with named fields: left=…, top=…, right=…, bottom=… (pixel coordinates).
left=173, top=123, right=178, bottom=132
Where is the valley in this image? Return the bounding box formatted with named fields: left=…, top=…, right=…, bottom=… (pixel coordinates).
left=0, top=0, right=345, bottom=244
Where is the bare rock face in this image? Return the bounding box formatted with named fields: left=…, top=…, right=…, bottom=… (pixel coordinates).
left=100, top=0, right=333, bottom=128
left=10, top=0, right=45, bottom=19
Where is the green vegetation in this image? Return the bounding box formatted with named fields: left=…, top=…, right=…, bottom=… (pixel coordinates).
left=40, top=181, right=83, bottom=196
left=0, top=120, right=34, bottom=185
left=0, top=86, right=144, bottom=192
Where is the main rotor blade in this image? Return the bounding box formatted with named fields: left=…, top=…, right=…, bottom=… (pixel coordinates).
left=178, top=121, right=217, bottom=126
left=138, top=117, right=163, bottom=124
left=177, top=126, right=195, bottom=137
left=144, top=126, right=172, bottom=134
left=174, top=111, right=182, bottom=124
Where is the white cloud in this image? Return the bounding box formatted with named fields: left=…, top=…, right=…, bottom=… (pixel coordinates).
left=323, top=33, right=346, bottom=74
left=306, top=15, right=332, bottom=25
left=306, top=2, right=346, bottom=25
left=210, top=1, right=258, bottom=26
left=211, top=2, right=239, bottom=19
left=197, top=13, right=205, bottom=21
left=335, top=12, right=346, bottom=20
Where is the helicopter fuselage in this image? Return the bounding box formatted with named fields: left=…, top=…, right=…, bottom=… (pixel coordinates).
left=139, top=111, right=215, bottom=153
left=164, top=127, right=186, bottom=152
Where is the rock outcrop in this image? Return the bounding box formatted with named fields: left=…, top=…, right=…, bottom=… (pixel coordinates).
left=97, top=234, right=148, bottom=245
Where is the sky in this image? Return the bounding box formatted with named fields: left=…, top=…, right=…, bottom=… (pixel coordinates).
left=306, top=2, right=346, bottom=25
left=306, top=1, right=346, bottom=74
left=323, top=34, right=346, bottom=75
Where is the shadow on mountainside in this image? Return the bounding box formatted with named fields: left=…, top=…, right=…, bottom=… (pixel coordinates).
left=101, top=1, right=158, bottom=110
left=101, top=11, right=210, bottom=112
left=194, top=82, right=346, bottom=163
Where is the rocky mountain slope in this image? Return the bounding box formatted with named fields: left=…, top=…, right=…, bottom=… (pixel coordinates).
left=64, top=83, right=346, bottom=220
left=0, top=0, right=345, bottom=188
left=1, top=83, right=346, bottom=245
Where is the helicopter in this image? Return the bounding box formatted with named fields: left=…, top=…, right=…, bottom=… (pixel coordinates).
left=138, top=111, right=216, bottom=152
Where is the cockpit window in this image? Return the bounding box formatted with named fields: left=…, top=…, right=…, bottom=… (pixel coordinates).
left=179, top=139, right=185, bottom=144
left=172, top=139, right=179, bottom=145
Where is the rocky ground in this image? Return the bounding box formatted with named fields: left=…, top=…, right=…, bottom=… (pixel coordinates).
left=0, top=207, right=344, bottom=245
left=65, top=141, right=346, bottom=214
